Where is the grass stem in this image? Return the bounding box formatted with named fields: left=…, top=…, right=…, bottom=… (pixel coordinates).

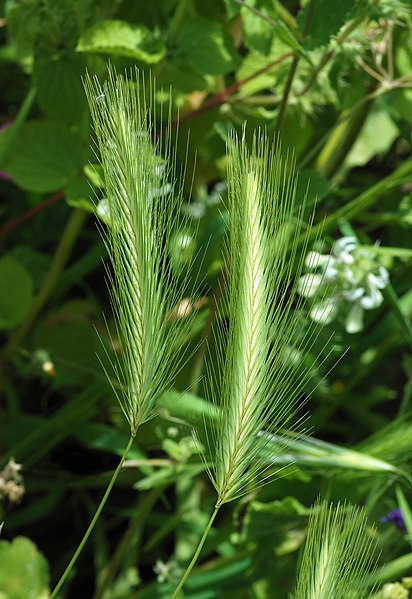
left=93, top=488, right=160, bottom=599
left=171, top=505, right=220, bottom=598
left=50, top=435, right=134, bottom=599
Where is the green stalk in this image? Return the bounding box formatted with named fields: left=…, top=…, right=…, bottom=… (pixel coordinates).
left=50, top=435, right=134, bottom=599
left=0, top=208, right=87, bottom=370
left=171, top=505, right=220, bottom=599
left=93, top=488, right=159, bottom=599
left=275, top=1, right=297, bottom=32
left=275, top=0, right=315, bottom=132
left=382, top=284, right=412, bottom=350
left=315, top=93, right=374, bottom=180
left=275, top=53, right=300, bottom=133
left=300, top=155, right=412, bottom=245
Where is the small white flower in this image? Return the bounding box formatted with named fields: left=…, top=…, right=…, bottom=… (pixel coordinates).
left=305, top=251, right=331, bottom=269
left=297, top=273, right=323, bottom=298
left=310, top=298, right=338, bottom=324
left=153, top=559, right=182, bottom=584
left=345, top=303, right=364, bottom=334
left=298, top=236, right=390, bottom=333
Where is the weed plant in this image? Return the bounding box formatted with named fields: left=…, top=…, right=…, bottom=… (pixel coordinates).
left=1, top=2, right=412, bottom=599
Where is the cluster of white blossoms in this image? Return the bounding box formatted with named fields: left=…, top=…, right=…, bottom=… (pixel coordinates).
left=298, top=236, right=390, bottom=334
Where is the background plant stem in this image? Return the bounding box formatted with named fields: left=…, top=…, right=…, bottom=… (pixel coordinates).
left=0, top=208, right=87, bottom=371
left=275, top=0, right=315, bottom=132
left=315, top=94, right=374, bottom=179
left=301, top=155, right=412, bottom=244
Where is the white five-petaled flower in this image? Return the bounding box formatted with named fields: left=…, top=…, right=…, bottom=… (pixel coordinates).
left=298, top=236, right=389, bottom=333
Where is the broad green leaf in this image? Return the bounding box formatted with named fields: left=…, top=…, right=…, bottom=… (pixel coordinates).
left=5, top=0, right=44, bottom=57
left=160, top=59, right=213, bottom=94
left=32, top=300, right=103, bottom=388
left=296, top=169, right=330, bottom=208
left=33, top=56, right=88, bottom=124
left=298, top=0, right=357, bottom=50
left=6, top=247, right=49, bottom=292
left=346, top=108, right=399, bottom=169
left=0, top=256, right=33, bottom=329
left=241, top=1, right=277, bottom=55
left=176, top=16, right=239, bottom=76
left=64, top=176, right=95, bottom=212
left=72, top=423, right=145, bottom=460
left=0, top=537, right=50, bottom=599
left=241, top=1, right=300, bottom=54
left=76, top=20, right=166, bottom=63
left=243, top=496, right=311, bottom=540
left=5, top=0, right=92, bottom=57
left=3, top=121, right=83, bottom=193
left=236, top=51, right=279, bottom=96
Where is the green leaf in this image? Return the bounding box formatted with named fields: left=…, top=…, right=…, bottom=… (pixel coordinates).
left=3, top=121, right=83, bottom=193
left=76, top=20, right=166, bottom=63
left=176, top=16, right=239, bottom=76
left=345, top=107, right=399, bottom=169
left=296, top=169, right=330, bottom=208
left=6, top=247, right=49, bottom=292
left=72, top=423, right=145, bottom=460
left=395, top=486, right=412, bottom=550
left=0, top=537, right=50, bottom=599
left=4, top=0, right=43, bottom=57
left=298, top=0, right=357, bottom=50
left=32, top=300, right=102, bottom=388
left=0, top=256, right=33, bottom=330
left=241, top=1, right=300, bottom=54
left=241, top=1, right=276, bottom=55
left=33, top=56, right=88, bottom=124
left=244, top=496, right=311, bottom=540
left=135, top=463, right=205, bottom=491
left=160, top=59, right=213, bottom=94
left=64, top=176, right=95, bottom=212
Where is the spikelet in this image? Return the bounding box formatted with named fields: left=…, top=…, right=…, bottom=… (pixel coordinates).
left=206, top=130, right=329, bottom=506
left=292, top=501, right=378, bottom=599
left=84, top=66, right=193, bottom=436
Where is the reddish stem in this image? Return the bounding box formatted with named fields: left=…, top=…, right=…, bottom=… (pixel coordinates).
left=0, top=190, right=64, bottom=237
left=175, top=52, right=294, bottom=126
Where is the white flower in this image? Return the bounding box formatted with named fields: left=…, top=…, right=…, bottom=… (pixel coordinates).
left=153, top=559, right=182, bottom=584
left=298, top=236, right=390, bottom=333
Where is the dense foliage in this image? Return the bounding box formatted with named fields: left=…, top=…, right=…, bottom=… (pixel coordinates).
left=1, top=0, right=412, bottom=597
